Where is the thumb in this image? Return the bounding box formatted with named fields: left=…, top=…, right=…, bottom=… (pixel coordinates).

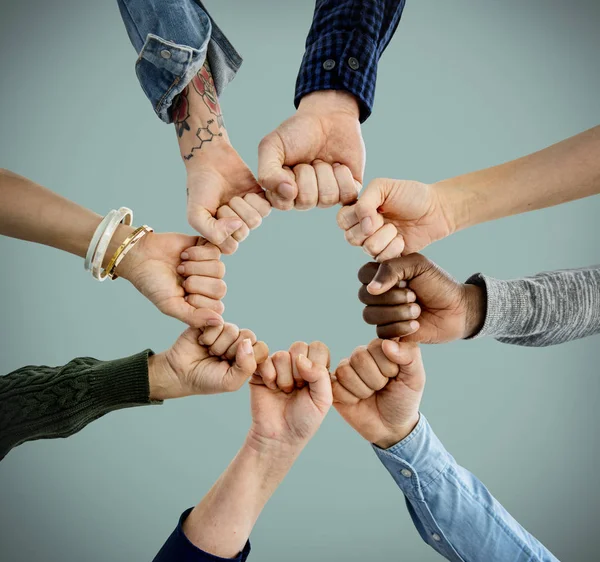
left=180, top=303, right=224, bottom=330
left=190, top=207, right=243, bottom=246
left=296, top=354, right=333, bottom=410
left=225, top=338, right=258, bottom=392
left=366, top=253, right=431, bottom=295
left=257, top=134, right=297, bottom=201
left=381, top=340, right=423, bottom=379
left=354, top=179, right=389, bottom=236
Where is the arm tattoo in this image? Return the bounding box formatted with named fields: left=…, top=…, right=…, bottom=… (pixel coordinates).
left=173, top=60, right=226, bottom=160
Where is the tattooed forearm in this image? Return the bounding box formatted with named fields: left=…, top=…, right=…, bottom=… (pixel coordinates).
left=173, top=60, right=226, bottom=161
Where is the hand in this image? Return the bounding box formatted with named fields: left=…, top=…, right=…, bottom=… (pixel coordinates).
left=337, top=179, right=455, bottom=257
left=358, top=254, right=486, bottom=342
left=116, top=232, right=226, bottom=328
left=149, top=323, right=269, bottom=399
left=258, top=90, right=364, bottom=211
left=333, top=339, right=425, bottom=449
left=186, top=146, right=271, bottom=254
left=249, top=342, right=333, bottom=448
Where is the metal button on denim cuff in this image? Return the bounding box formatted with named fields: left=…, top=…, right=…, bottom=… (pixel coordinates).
left=323, top=59, right=336, bottom=70
left=401, top=469, right=412, bottom=478
left=160, top=49, right=172, bottom=59
left=432, top=534, right=441, bottom=542
left=348, top=57, right=360, bottom=70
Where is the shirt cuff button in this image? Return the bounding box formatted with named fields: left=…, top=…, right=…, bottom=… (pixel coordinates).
left=160, top=49, right=172, bottom=59
left=323, top=59, right=336, bottom=70
left=401, top=469, right=412, bottom=478
left=432, top=533, right=441, bottom=542
left=348, top=57, right=360, bottom=70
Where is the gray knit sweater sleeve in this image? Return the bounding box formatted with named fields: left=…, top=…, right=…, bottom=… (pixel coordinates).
left=0, top=350, right=158, bottom=460
left=466, top=265, right=600, bottom=346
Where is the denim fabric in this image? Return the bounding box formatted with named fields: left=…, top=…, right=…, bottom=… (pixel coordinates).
left=153, top=508, right=251, bottom=561
left=295, top=0, right=406, bottom=122
left=373, top=415, right=559, bottom=562
left=117, top=0, right=242, bottom=123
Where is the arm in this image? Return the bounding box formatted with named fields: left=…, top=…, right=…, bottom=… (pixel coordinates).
left=0, top=323, right=268, bottom=460
left=295, top=0, right=407, bottom=123
left=333, top=339, right=558, bottom=562
left=0, top=169, right=225, bottom=327
left=116, top=2, right=269, bottom=252
left=374, top=415, right=559, bottom=562
left=116, top=0, right=241, bottom=123
left=0, top=351, right=153, bottom=461
left=357, top=254, right=600, bottom=347
left=338, top=125, right=600, bottom=257
left=258, top=0, right=407, bottom=211
left=154, top=343, right=333, bottom=560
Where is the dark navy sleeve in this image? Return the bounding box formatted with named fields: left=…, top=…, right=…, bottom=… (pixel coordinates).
left=295, top=0, right=406, bottom=122
left=153, top=508, right=251, bottom=562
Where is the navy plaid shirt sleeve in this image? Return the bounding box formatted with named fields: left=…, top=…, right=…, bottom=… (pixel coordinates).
left=295, top=0, right=406, bottom=122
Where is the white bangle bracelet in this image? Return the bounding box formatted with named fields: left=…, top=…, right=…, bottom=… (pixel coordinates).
left=85, top=210, right=117, bottom=271
left=91, top=207, right=133, bottom=281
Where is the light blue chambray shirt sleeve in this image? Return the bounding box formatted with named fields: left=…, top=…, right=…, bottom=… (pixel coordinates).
left=116, top=0, right=242, bottom=123
left=373, top=415, right=559, bottom=562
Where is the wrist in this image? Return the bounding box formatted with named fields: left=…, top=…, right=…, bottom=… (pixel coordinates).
left=245, top=427, right=304, bottom=464
left=101, top=223, right=135, bottom=271
left=463, top=283, right=487, bottom=339
left=148, top=352, right=183, bottom=401
left=373, top=414, right=420, bottom=450
left=298, top=90, right=360, bottom=119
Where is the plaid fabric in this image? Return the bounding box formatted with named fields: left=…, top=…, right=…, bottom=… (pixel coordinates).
left=295, top=0, right=406, bottom=122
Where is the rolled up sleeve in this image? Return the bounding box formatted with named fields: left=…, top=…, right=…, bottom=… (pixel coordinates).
left=117, top=0, right=242, bottom=123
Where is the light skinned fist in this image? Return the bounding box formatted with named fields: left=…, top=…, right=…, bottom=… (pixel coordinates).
left=250, top=342, right=333, bottom=448
left=117, top=233, right=224, bottom=329
left=358, top=254, right=486, bottom=342
left=337, top=179, right=455, bottom=257
left=333, top=339, right=425, bottom=449
left=149, top=324, right=269, bottom=400
left=258, top=90, right=364, bottom=211
left=186, top=147, right=271, bottom=255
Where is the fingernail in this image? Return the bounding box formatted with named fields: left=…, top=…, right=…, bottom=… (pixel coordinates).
left=181, top=252, right=189, bottom=260
left=398, top=280, right=407, bottom=288
left=183, top=295, right=188, bottom=301
left=360, top=217, right=373, bottom=235
left=297, top=354, right=313, bottom=369
left=177, top=265, right=185, bottom=274
left=410, top=304, right=419, bottom=317
left=277, top=182, right=295, bottom=199
left=241, top=338, right=252, bottom=355
left=206, top=318, right=223, bottom=327
left=332, top=162, right=341, bottom=168
left=406, top=291, right=416, bottom=302
left=230, top=219, right=244, bottom=231
left=410, top=321, right=419, bottom=330
left=368, top=281, right=382, bottom=292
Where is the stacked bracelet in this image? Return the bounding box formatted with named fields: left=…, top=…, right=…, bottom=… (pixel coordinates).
left=104, top=225, right=153, bottom=280
left=85, top=207, right=133, bottom=281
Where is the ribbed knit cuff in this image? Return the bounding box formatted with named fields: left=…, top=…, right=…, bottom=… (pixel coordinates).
left=465, top=273, right=528, bottom=340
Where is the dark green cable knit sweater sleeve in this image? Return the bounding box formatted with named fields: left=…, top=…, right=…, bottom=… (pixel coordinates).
left=0, top=350, right=158, bottom=460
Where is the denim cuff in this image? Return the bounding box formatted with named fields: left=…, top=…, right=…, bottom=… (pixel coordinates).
left=136, top=33, right=211, bottom=124
left=294, top=30, right=378, bottom=123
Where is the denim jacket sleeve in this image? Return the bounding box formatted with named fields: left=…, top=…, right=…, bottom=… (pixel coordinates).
left=373, top=415, right=559, bottom=562
left=117, top=0, right=242, bottom=123
left=153, top=508, right=251, bottom=561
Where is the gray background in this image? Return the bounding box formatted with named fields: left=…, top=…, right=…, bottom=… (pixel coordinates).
left=0, top=0, right=599, bottom=560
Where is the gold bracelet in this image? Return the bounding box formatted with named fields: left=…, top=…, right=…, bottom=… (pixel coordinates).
left=104, top=225, right=153, bottom=280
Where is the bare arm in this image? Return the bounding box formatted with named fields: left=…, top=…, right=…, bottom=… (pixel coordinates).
left=440, top=125, right=600, bottom=231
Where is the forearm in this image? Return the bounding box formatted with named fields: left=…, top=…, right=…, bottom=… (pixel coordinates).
left=0, top=169, right=135, bottom=267
left=438, top=125, right=600, bottom=231
left=182, top=434, right=300, bottom=558
left=374, top=415, right=558, bottom=562
left=175, top=60, right=229, bottom=164
left=0, top=351, right=155, bottom=460
left=466, top=265, right=600, bottom=346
